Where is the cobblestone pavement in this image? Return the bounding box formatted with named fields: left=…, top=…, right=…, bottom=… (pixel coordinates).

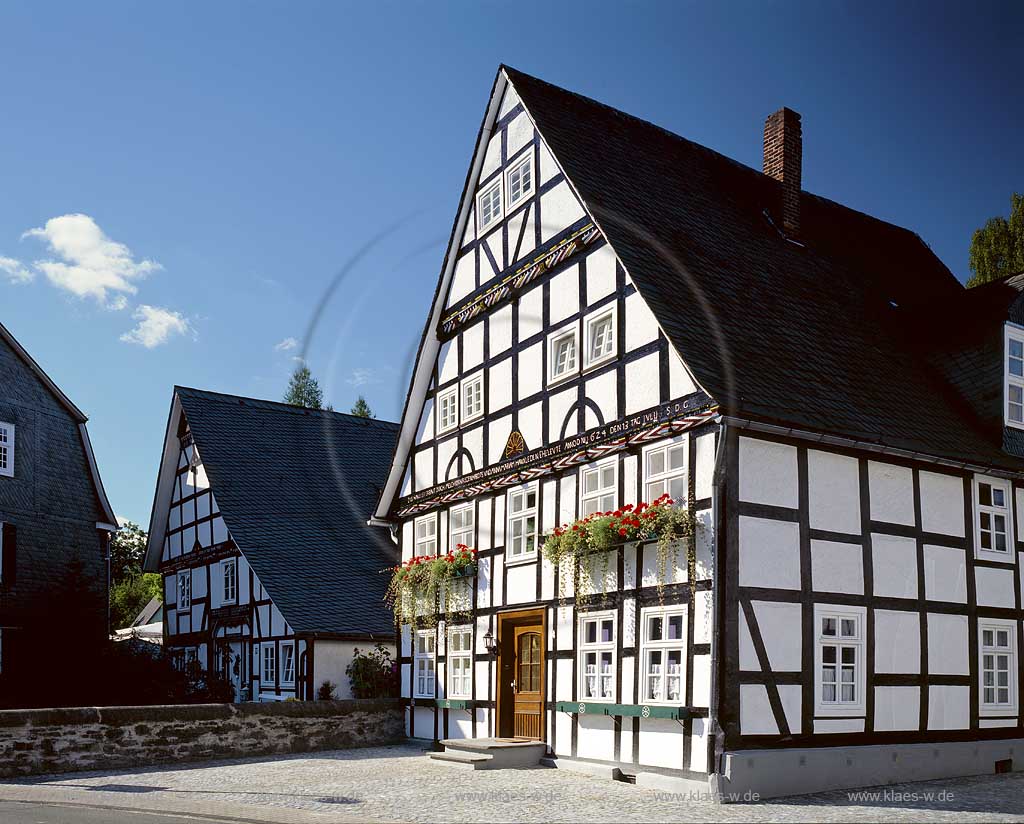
left=3, top=743, right=1024, bottom=823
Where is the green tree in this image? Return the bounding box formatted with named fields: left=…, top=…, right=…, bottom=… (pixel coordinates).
left=110, top=572, right=163, bottom=629
left=284, top=363, right=324, bottom=409
left=350, top=395, right=374, bottom=418
left=967, top=193, right=1024, bottom=287
left=110, top=520, right=148, bottom=584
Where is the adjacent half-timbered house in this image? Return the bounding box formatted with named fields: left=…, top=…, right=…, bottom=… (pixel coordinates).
left=0, top=319, right=118, bottom=706
left=372, top=66, right=1024, bottom=796
left=144, top=387, right=398, bottom=701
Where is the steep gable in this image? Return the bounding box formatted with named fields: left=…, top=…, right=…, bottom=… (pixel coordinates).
left=502, top=67, right=1017, bottom=474
left=145, top=388, right=399, bottom=635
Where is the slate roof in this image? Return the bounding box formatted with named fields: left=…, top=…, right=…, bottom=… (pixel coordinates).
left=505, top=67, right=1024, bottom=474
left=175, top=387, right=399, bottom=636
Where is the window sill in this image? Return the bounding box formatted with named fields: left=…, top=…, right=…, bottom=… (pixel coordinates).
left=975, top=549, right=1016, bottom=565
left=547, top=371, right=578, bottom=389
left=504, top=553, right=538, bottom=567
left=814, top=706, right=866, bottom=718
left=980, top=707, right=1018, bottom=718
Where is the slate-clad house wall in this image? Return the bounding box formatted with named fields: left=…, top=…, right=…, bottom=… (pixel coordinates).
left=144, top=388, right=399, bottom=702
left=372, top=65, right=1024, bottom=797
left=0, top=321, right=117, bottom=703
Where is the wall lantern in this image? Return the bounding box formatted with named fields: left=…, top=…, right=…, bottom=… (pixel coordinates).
left=483, top=629, right=498, bottom=656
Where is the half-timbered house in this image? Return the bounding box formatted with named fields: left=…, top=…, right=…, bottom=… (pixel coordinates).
left=144, top=387, right=398, bottom=701
left=0, top=319, right=118, bottom=706
left=372, top=66, right=1024, bottom=796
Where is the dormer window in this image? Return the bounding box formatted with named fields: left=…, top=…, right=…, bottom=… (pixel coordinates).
left=477, top=180, right=502, bottom=231
left=1005, top=325, right=1024, bottom=428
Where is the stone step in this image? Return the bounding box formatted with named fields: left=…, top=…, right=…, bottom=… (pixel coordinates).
left=428, top=750, right=493, bottom=770
left=439, top=738, right=547, bottom=770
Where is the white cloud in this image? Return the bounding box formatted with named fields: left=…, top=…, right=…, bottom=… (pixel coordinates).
left=274, top=336, right=298, bottom=351
left=0, top=255, right=33, bottom=284
left=120, top=305, right=192, bottom=348
left=346, top=368, right=381, bottom=387
left=22, top=213, right=161, bottom=307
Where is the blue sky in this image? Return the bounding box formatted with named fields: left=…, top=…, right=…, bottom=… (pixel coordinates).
left=1, top=1, right=1020, bottom=525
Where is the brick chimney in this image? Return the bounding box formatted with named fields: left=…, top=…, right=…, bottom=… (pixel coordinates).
left=763, top=107, right=802, bottom=236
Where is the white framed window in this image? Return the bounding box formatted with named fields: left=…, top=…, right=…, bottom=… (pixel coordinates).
left=980, top=621, right=1017, bottom=714
left=437, top=387, right=459, bottom=434
left=507, top=484, right=538, bottom=561
left=644, top=438, right=688, bottom=503
left=448, top=626, right=472, bottom=698
left=414, top=515, right=437, bottom=558
left=261, top=643, right=277, bottom=684
left=579, top=612, right=616, bottom=700
left=1006, top=325, right=1024, bottom=428
left=548, top=327, right=578, bottom=384
left=461, top=373, right=483, bottom=423
left=0, top=422, right=14, bottom=477
left=477, top=179, right=502, bottom=231
left=584, top=309, right=616, bottom=368
left=450, top=504, right=475, bottom=549
left=222, top=558, right=237, bottom=604
left=177, top=570, right=191, bottom=610
left=414, top=630, right=436, bottom=698
left=506, top=152, right=534, bottom=208
left=640, top=607, right=686, bottom=704
left=814, top=605, right=866, bottom=716
left=581, top=459, right=617, bottom=517
left=280, top=643, right=295, bottom=686
left=974, top=475, right=1013, bottom=561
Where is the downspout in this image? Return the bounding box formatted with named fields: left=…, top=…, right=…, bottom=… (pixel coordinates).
left=708, top=418, right=729, bottom=794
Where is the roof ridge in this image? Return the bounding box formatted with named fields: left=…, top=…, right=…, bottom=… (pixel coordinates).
left=174, top=385, right=399, bottom=428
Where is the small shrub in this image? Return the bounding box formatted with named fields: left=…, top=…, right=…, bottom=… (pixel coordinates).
left=317, top=680, right=338, bottom=701
left=345, top=644, right=398, bottom=699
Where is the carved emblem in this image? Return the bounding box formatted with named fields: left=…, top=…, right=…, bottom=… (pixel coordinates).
left=503, top=430, right=527, bottom=460
left=641, top=705, right=651, bottom=718
left=578, top=702, right=587, bottom=714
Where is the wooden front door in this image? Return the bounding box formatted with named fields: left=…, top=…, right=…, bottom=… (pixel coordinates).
left=497, top=609, right=545, bottom=739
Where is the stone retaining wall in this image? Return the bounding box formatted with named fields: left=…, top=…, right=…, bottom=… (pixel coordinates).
left=0, top=699, right=405, bottom=777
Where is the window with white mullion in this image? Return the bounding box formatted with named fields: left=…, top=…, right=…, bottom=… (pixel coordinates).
left=506, top=153, right=534, bottom=208
left=450, top=504, right=474, bottom=549
left=437, top=387, right=459, bottom=433
left=222, top=558, right=237, bottom=604
left=579, top=613, right=616, bottom=700
left=262, top=643, right=276, bottom=684
left=447, top=627, right=472, bottom=698
left=974, top=475, right=1012, bottom=559
left=414, top=630, right=436, bottom=698
left=1006, top=326, right=1024, bottom=428
left=477, top=180, right=502, bottom=230
left=980, top=623, right=1016, bottom=712
left=177, top=570, right=191, bottom=610
left=815, top=608, right=864, bottom=714
left=507, top=484, right=538, bottom=560
left=640, top=608, right=685, bottom=704
left=0, top=422, right=14, bottom=477
left=414, top=516, right=437, bottom=557
left=462, top=374, right=483, bottom=422
left=584, top=310, right=615, bottom=367
left=644, top=438, right=688, bottom=503
left=280, top=643, right=295, bottom=686
left=548, top=327, right=578, bottom=383
left=581, top=460, right=617, bottom=517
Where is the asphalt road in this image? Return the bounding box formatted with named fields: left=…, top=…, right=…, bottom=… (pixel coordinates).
left=0, top=801, right=259, bottom=824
